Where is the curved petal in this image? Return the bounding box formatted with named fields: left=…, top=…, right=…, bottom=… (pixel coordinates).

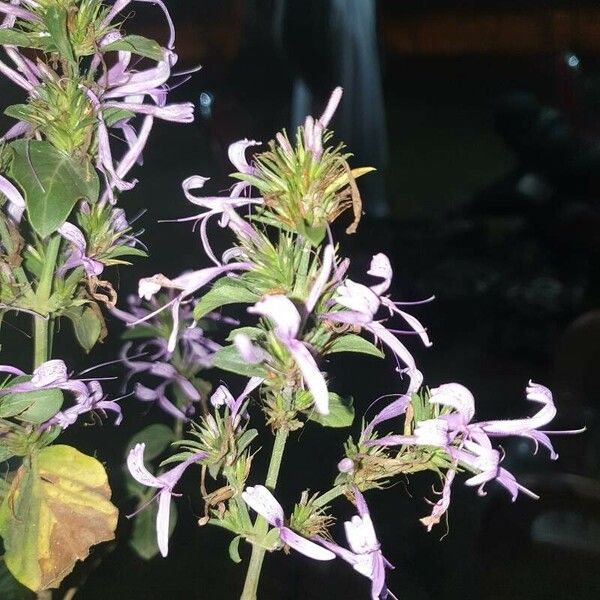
left=288, top=340, right=329, bottom=415
left=429, top=383, right=475, bottom=424
left=279, top=527, right=335, bottom=561
left=127, top=443, right=163, bottom=488
left=31, top=359, right=68, bottom=386
left=344, top=514, right=378, bottom=555
left=228, top=139, right=261, bottom=174
left=318, top=86, right=343, bottom=128
left=248, top=295, right=301, bottom=340
left=367, top=253, right=392, bottom=296
left=479, top=381, right=557, bottom=436
left=305, top=245, right=335, bottom=314
left=156, top=490, right=172, bottom=557
left=241, top=485, right=284, bottom=527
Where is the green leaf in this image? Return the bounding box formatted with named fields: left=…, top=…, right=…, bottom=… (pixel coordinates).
left=63, top=306, right=103, bottom=353
left=63, top=306, right=102, bottom=353
left=121, top=324, right=161, bottom=341
left=129, top=501, right=177, bottom=561
left=299, top=222, right=326, bottom=246
left=0, top=29, right=44, bottom=50
left=0, top=562, right=34, bottom=600
left=0, top=444, right=16, bottom=464
left=102, top=35, right=163, bottom=61
left=102, top=107, right=135, bottom=128
left=0, top=446, right=118, bottom=592
left=225, top=327, right=263, bottom=342
left=228, top=535, right=242, bottom=564
left=103, top=246, right=147, bottom=260
left=308, top=393, right=354, bottom=428
left=4, top=104, right=35, bottom=126
left=10, top=140, right=99, bottom=238
left=326, top=334, right=384, bottom=358
left=44, top=6, right=75, bottom=63
left=125, top=424, right=174, bottom=462
left=193, top=277, right=259, bottom=321
left=0, top=379, right=63, bottom=425
left=212, top=345, right=267, bottom=378
left=236, top=429, right=258, bottom=456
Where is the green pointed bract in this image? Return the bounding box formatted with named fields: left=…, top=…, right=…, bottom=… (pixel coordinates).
left=0, top=445, right=118, bottom=592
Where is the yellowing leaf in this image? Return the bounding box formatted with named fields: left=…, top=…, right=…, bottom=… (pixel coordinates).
left=0, top=445, right=118, bottom=592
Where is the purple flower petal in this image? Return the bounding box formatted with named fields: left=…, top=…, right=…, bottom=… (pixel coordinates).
left=279, top=527, right=335, bottom=561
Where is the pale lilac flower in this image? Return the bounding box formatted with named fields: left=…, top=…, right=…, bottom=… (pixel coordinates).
left=102, top=0, right=176, bottom=50
left=233, top=333, right=268, bottom=364
left=429, top=381, right=584, bottom=460
left=120, top=343, right=201, bottom=420
left=248, top=295, right=330, bottom=414
left=127, top=443, right=207, bottom=557
left=316, top=489, right=397, bottom=600
left=0, top=173, right=25, bottom=223
left=420, top=469, right=456, bottom=532
left=302, top=87, right=343, bottom=159
left=0, top=359, right=88, bottom=399
left=368, top=380, right=583, bottom=523
left=337, top=457, right=354, bottom=474
left=1, top=2, right=196, bottom=203
left=242, top=485, right=336, bottom=561
left=0, top=360, right=121, bottom=428
left=57, top=222, right=104, bottom=277
left=210, top=376, right=262, bottom=427
left=176, top=141, right=264, bottom=265
left=0, top=1, right=40, bottom=24
left=43, top=380, right=122, bottom=430
left=133, top=262, right=251, bottom=353
left=323, top=253, right=431, bottom=393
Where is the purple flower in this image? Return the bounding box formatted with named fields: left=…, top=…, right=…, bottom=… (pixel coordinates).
left=57, top=222, right=104, bottom=277
left=316, top=489, right=397, bottom=600
left=323, top=253, right=431, bottom=393
left=134, top=262, right=251, bottom=352
left=0, top=360, right=121, bottom=428
left=120, top=343, right=201, bottom=421
left=43, top=380, right=123, bottom=430
left=429, top=381, right=584, bottom=460
left=301, top=87, right=343, bottom=159
left=210, top=376, right=262, bottom=427
left=127, top=443, right=207, bottom=557
left=241, top=485, right=336, bottom=561
left=248, top=295, right=330, bottom=414
left=0, top=173, right=25, bottom=223
left=0, top=359, right=88, bottom=399
left=177, top=141, right=265, bottom=265
left=1, top=1, right=196, bottom=204
left=420, top=469, right=456, bottom=532
left=367, top=380, right=584, bottom=525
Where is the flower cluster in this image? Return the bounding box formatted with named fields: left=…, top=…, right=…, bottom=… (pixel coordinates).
left=118, top=85, right=583, bottom=600
left=113, top=293, right=220, bottom=421
left=0, top=358, right=121, bottom=431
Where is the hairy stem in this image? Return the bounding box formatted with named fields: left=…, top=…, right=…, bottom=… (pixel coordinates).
left=33, top=235, right=60, bottom=368
left=240, top=427, right=289, bottom=600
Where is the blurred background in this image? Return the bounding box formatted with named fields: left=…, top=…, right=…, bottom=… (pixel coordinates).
left=2, top=1, right=600, bottom=598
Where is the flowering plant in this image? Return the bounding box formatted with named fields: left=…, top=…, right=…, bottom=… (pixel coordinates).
left=0, top=2, right=583, bottom=598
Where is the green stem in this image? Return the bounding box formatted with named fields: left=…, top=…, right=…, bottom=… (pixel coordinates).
left=313, top=484, right=345, bottom=509
left=33, top=235, right=60, bottom=368
left=240, top=427, right=289, bottom=600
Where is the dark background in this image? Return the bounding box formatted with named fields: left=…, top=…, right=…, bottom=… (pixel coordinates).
left=2, top=1, right=600, bottom=598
